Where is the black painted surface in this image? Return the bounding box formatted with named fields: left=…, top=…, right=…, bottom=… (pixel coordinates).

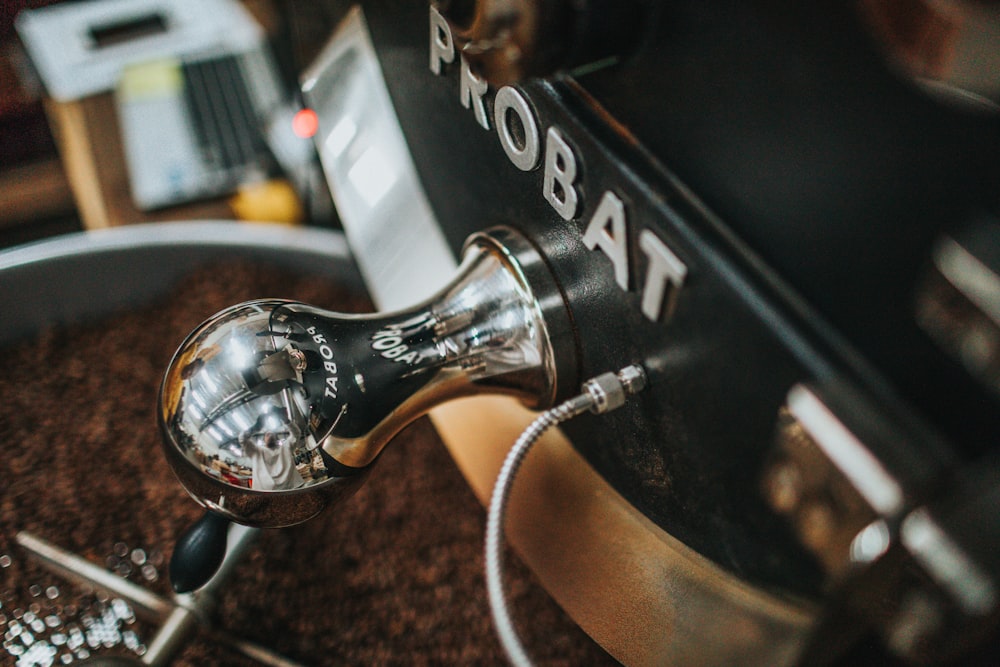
left=351, top=0, right=997, bottom=614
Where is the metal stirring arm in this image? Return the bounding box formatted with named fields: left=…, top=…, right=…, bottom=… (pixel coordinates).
left=15, top=528, right=303, bottom=667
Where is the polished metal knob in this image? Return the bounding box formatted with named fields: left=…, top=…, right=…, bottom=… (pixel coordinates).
left=159, top=227, right=574, bottom=527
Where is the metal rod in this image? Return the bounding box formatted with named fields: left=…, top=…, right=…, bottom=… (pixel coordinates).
left=142, top=605, right=200, bottom=667
left=16, top=530, right=308, bottom=667
left=15, top=531, right=173, bottom=622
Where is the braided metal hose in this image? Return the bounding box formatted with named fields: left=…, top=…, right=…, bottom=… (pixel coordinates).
left=485, top=365, right=647, bottom=666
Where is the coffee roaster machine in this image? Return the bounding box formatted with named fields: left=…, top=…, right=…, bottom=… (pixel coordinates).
left=6, top=0, right=998, bottom=665
left=286, top=1, right=1000, bottom=665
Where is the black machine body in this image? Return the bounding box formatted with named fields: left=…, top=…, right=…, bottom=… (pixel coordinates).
left=300, top=1, right=1000, bottom=664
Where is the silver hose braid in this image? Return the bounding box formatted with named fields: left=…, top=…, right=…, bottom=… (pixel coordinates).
left=485, top=364, right=647, bottom=667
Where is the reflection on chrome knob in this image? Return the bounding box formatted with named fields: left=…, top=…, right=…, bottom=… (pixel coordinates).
left=159, top=227, right=575, bottom=527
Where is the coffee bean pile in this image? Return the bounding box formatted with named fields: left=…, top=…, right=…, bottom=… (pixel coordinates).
left=0, top=259, right=616, bottom=666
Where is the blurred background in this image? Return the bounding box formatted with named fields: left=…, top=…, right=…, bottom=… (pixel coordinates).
left=0, top=0, right=353, bottom=249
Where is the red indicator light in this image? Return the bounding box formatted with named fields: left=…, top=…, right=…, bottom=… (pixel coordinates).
left=292, top=108, right=319, bottom=139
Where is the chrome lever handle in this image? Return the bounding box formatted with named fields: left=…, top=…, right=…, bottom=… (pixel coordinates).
left=158, top=227, right=575, bottom=527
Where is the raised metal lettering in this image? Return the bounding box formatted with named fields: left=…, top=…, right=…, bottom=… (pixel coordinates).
left=429, top=6, right=455, bottom=75
left=639, top=229, right=687, bottom=322
left=426, top=18, right=689, bottom=326
left=494, top=86, right=540, bottom=171
left=543, top=127, right=580, bottom=220
left=583, top=190, right=630, bottom=289
left=460, top=56, right=489, bottom=129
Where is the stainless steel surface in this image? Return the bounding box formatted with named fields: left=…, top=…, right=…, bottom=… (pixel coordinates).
left=0, top=221, right=359, bottom=347
left=159, top=227, right=572, bottom=527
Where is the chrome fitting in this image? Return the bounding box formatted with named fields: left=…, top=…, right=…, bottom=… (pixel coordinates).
left=582, top=364, right=647, bottom=414
left=158, top=227, right=575, bottom=527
